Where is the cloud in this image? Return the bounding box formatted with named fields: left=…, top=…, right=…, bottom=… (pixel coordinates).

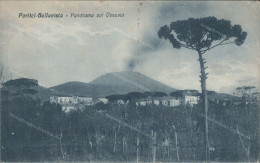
left=236, top=76, right=258, bottom=86
left=209, top=64, right=244, bottom=76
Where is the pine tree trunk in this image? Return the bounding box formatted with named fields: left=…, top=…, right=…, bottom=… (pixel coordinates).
left=198, top=51, right=209, bottom=161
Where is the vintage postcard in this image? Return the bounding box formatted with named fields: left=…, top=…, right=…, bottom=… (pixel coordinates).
left=0, top=1, right=259, bottom=162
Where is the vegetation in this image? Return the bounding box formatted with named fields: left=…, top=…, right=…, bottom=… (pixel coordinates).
left=1, top=78, right=259, bottom=162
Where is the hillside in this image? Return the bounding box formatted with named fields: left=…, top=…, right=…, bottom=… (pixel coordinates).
left=33, top=86, right=60, bottom=102
left=50, top=82, right=123, bottom=97
left=89, top=71, right=176, bottom=93
left=50, top=71, right=177, bottom=97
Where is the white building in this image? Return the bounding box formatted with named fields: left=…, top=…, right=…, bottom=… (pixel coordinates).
left=96, top=98, right=109, bottom=104
left=170, top=90, right=200, bottom=107
left=136, top=97, right=181, bottom=107
left=136, top=101, right=147, bottom=106
left=50, top=96, right=93, bottom=105
left=50, top=96, right=79, bottom=104
left=161, top=98, right=181, bottom=107
left=50, top=96, right=94, bottom=112
left=62, top=105, right=77, bottom=113
left=115, top=99, right=126, bottom=105
left=77, top=97, right=93, bottom=105
left=154, top=99, right=160, bottom=105
left=50, top=96, right=58, bottom=103
left=136, top=98, right=153, bottom=106
left=184, top=95, right=200, bottom=106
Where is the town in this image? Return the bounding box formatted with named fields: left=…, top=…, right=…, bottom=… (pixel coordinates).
left=49, top=87, right=259, bottom=113
left=49, top=90, right=200, bottom=113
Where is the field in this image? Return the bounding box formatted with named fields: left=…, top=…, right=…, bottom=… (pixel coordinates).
left=1, top=91, right=259, bottom=162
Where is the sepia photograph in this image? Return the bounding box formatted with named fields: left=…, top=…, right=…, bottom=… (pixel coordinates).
left=0, top=1, right=259, bottom=162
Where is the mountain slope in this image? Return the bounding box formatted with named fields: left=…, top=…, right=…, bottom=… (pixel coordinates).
left=89, top=71, right=176, bottom=93
left=50, top=82, right=120, bottom=97
left=51, top=71, right=177, bottom=97
left=33, top=86, right=60, bottom=102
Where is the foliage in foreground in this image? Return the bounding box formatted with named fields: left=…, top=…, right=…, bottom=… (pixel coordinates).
left=1, top=80, right=259, bottom=162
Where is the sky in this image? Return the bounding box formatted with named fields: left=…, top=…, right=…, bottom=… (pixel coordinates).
left=0, top=1, right=259, bottom=94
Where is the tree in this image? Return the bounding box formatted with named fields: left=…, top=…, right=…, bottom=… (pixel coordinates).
left=1, top=78, right=42, bottom=161
left=170, top=91, right=183, bottom=98
left=235, top=86, right=257, bottom=103
left=235, top=86, right=256, bottom=96
left=154, top=91, right=168, bottom=98
left=126, top=92, right=148, bottom=100
left=158, top=16, right=247, bottom=161
left=105, top=94, right=126, bottom=103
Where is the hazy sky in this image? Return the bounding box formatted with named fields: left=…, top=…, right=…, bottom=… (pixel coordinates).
left=0, top=1, right=259, bottom=94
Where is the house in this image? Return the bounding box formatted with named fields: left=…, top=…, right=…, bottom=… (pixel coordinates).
left=50, top=96, right=94, bottom=113
left=184, top=95, right=200, bottom=106
left=116, top=99, right=126, bottom=105
left=98, top=98, right=109, bottom=104
left=62, top=105, right=77, bottom=113
left=50, top=96, right=93, bottom=105
left=135, top=90, right=199, bottom=107
left=50, top=96, right=58, bottom=103
left=146, top=99, right=153, bottom=105
left=161, top=97, right=181, bottom=107
left=50, top=96, right=79, bottom=104
left=154, top=99, right=160, bottom=105
left=77, top=96, right=93, bottom=105
left=136, top=97, right=153, bottom=106
left=95, top=98, right=109, bottom=105
left=136, top=97, right=180, bottom=107
left=136, top=101, right=147, bottom=106
left=170, top=90, right=200, bottom=107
